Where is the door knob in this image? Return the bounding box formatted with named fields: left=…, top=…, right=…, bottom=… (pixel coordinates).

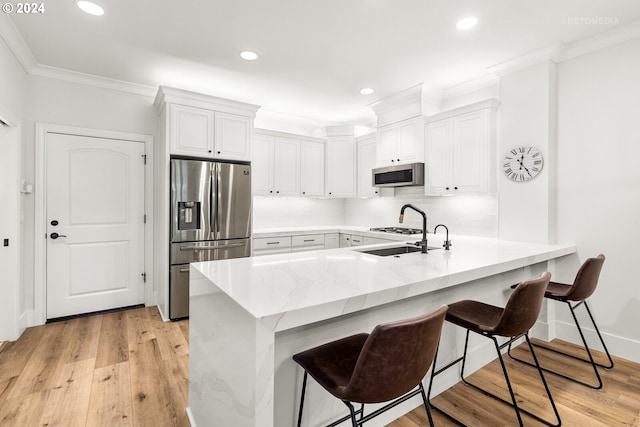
left=50, top=232, right=67, bottom=239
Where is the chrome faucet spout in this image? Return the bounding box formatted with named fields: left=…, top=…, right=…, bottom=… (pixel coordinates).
left=399, top=204, right=428, bottom=253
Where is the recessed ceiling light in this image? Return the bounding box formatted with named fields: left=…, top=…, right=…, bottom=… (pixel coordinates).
left=360, top=88, right=374, bottom=95
left=456, top=16, right=478, bottom=31
left=240, top=51, right=258, bottom=61
left=76, top=0, right=104, bottom=16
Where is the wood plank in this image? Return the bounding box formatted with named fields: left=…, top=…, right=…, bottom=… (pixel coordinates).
left=0, top=391, right=49, bottom=427
left=85, top=362, right=133, bottom=427
left=128, top=338, right=190, bottom=427
left=125, top=307, right=157, bottom=345
left=38, top=358, right=95, bottom=427
left=6, top=321, right=68, bottom=400
left=95, top=311, right=129, bottom=369
left=0, top=325, right=47, bottom=400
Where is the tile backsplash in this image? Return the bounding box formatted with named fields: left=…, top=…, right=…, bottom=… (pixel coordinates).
left=344, top=189, right=498, bottom=237
left=253, top=189, right=498, bottom=237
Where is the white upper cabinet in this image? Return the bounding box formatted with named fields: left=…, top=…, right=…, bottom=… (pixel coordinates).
left=300, top=141, right=325, bottom=197
left=170, top=104, right=215, bottom=157
left=325, top=137, right=355, bottom=198
left=273, top=137, right=300, bottom=197
left=252, top=130, right=325, bottom=198
left=156, top=86, right=259, bottom=161
left=252, top=133, right=275, bottom=196
left=214, top=112, right=252, bottom=161
left=424, top=100, right=499, bottom=196
left=356, top=134, right=379, bottom=198
left=376, top=116, right=424, bottom=166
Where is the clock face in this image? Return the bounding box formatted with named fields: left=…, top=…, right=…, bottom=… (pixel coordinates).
left=503, top=147, right=544, bottom=182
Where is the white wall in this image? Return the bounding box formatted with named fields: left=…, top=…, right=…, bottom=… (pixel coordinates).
left=554, top=37, right=640, bottom=362
left=0, top=32, right=29, bottom=341
left=253, top=197, right=345, bottom=229
left=498, top=61, right=557, bottom=244
left=21, top=76, right=157, bottom=322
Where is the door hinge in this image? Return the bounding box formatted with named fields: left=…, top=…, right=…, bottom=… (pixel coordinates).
left=141, top=272, right=147, bottom=283
left=142, top=154, right=147, bottom=165
left=143, top=214, right=147, bottom=224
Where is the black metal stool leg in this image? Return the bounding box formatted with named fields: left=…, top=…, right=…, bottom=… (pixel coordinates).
left=296, top=371, right=308, bottom=427
left=459, top=333, right=562, bottom=427
left=508, top=299, right=613, bottom=389
left=459, top=335, right=524, bottom=426
left=524, top=334, right=562, bottom=426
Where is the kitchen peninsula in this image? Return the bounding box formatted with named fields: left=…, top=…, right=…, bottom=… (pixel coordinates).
left=187, top=235, right=576, bottom=427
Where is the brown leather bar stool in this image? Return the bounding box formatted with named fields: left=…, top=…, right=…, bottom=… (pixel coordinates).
left=292, top=305, right=448, bottom=427
left=508, top=254, right=613, bottom=389
left=429, top=272, right=561, bottom=427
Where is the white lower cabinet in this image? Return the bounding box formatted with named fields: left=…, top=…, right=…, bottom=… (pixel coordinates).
left=350, top=235, right=364, bottom=246
left=291, top=234, right=325, bottom=252
left=339, top=234, right=352, bottom=248
left=252, top=236, right=292, bottom=256
left=325, top=233, right=339, bottom=249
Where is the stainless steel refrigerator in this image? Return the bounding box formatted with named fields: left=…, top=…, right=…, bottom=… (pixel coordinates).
left=169, top=158, right=252, bottom=319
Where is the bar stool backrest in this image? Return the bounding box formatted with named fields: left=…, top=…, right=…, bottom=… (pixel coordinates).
left=564, top=254, right=605, bottom=302
left=493, top=272, right=551, bottom=338
left=342, top=305, right=448, bottom=404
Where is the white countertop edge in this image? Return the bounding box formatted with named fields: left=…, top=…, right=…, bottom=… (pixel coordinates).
left=192, top=236, right=576, bottom=333
left=257, top=244, right=576, bottom=332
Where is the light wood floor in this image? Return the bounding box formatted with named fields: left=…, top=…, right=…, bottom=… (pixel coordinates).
left=1, top=306, right=638, bottom=426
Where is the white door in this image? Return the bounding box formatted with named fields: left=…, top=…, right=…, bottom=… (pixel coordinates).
left=46, top=133, right=145, bottom=319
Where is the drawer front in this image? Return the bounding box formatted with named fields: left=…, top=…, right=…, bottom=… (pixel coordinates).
left=350, top=235, right=364, bottom=246
left=253, top=236, right=292, bottom=251
left=291, top=234, right=325, bottom=247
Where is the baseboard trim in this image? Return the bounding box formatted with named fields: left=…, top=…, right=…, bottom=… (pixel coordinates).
left=18, top=309, right=34, bottom=336
left=553, top=320, right=640, bottom=364
left=186, top=407, right=196, bottom=427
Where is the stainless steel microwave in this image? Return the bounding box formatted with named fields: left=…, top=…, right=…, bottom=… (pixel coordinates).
left=372, top=162, right=425, bottom=187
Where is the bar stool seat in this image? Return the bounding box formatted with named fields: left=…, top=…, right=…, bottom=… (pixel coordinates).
left=293, top=305, right=448, bottom=427
left=509, top=254, right=613, bottom=389
left=429, top=272, right=561, bottom=427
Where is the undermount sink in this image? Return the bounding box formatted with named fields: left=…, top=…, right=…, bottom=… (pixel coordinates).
left=358, top=245, right=441, bottom=257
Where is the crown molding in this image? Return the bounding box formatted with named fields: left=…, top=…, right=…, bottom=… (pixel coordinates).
left=558, top=19, right=640, bottom=62
left=487, top=44, right=565, bottom=77
left=31, top=64, right=157, bottom=97
left=425, top=98, right=501, bottom=123
left=0, top=14, right=37, bottom=72
left=441, top=73, right=499, bottom=100
left=154, top=86, right=260, bottom=117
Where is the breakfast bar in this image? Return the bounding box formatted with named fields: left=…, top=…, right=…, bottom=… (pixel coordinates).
left=187, top=236, right=576, bottom=427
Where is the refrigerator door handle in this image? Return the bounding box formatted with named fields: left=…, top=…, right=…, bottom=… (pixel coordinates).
left=179, top=243, right=246, bottom=251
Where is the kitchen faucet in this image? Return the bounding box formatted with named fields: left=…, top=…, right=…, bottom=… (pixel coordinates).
left=399, top=204, right=428, bottom=253
left=434, top=224, right=452, bottom=250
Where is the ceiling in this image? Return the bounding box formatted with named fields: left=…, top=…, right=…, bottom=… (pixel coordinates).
left=9, top=0, right=640, bottom=127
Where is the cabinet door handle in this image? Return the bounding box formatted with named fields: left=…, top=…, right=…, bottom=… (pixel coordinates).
left=266, top=241, right=280, bottom=245
left=303, top=239, right=315, bottom=242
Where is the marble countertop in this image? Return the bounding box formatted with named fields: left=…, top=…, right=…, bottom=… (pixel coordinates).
left=191, top=235, right=576, bottom=332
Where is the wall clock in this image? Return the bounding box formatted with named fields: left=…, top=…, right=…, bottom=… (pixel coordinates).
left=503, top=146, right=544, bottom=182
